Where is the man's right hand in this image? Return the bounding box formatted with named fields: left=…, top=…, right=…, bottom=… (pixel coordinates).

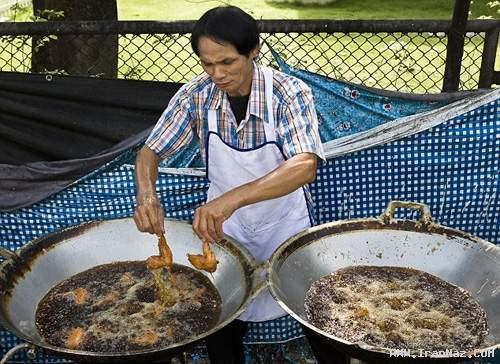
left=134, top=193, right=165, bottom=236
left=134, top=146, right=164, bottom=235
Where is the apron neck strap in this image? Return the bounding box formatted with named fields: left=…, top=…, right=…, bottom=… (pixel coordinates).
left=207, top=67, right=276, bottom=141
left=262, top=67, right=276, bottom=142
left=208, top=83, right=218, bottom=132
left=208, top=109, right=217, bottom=132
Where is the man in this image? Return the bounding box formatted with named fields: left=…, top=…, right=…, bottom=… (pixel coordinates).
left=134, top=6, right=329, bottom=363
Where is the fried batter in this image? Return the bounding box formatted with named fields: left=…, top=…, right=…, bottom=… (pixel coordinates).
left=130, top=330, right=159, bottom=346
left=72, top=287, right=89, bottom=305
left=407, top=316, right=440, bottom=330
left=65, top=327, right=85, bottom=349
left=305, top=266, right=488, bottom=352
left=353, top=307, right=369, bottom=319
left=119, top=272, right=135, bottom=286
left=36, top=261, right=222, bottom=352
left=146, top=234, right=173, bottom=270
left=187, top=240, right=218, bottom=273
left=95, top=290, right=119, bottom=308
left=377, top=318, right=399, bottom=332
left=385, top=297, right=412, bottom=311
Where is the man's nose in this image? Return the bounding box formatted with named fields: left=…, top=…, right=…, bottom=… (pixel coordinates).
left=212, top=65, right=225, bottom=80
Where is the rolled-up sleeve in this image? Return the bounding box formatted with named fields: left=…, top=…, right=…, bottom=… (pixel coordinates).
left=278, top=84, right=326, bottom=163
left=146, top=84, right=194, bottom=160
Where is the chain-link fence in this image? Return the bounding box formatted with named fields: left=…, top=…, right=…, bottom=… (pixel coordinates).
left=0, top=20, right=498, bottom=93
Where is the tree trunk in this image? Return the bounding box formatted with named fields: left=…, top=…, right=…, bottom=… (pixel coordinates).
left=32, top=0, right=118, bottom=78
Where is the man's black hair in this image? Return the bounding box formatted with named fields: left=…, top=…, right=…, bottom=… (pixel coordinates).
left=191, top=6, right=259, bottom=57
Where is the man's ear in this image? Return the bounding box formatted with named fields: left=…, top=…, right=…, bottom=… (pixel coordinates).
left=250, top=45, right=260, bottom=60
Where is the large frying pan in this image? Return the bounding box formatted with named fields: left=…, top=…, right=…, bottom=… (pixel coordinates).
left=0, top=218, right=264, bottom=363
left=268, top=201, right=500, bottom=363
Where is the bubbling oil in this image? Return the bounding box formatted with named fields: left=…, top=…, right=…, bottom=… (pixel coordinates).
left=304, top=266, right=488, bottom=352
left=150, top=268, right=179, bottom=307
left=35, top=261, right=221, bottom=352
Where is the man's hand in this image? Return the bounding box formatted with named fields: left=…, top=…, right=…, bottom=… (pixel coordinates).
left=134, top=146, right=164, bottom=235
left=192, top=153, right=317, bottom=243
left=134, top=194, right=165, bottom=236
left=192, top=192, right=240, bottom=243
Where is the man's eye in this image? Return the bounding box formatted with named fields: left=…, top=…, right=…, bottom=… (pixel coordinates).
left=222, top=60, right=233, bottom=65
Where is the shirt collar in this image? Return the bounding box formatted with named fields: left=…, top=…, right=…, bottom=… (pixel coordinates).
left=205, top=62, right=268, bottom=122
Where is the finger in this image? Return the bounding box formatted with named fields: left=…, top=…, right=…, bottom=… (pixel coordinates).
left=134, top=207, right=153, bottom=233
left=192, top=208, right=203, bottom=241
left=214, top=216, right=224, bottom=242
left=197, top=210, right=210, bottom=242
left=149, top=203, right=164, bottom=236
left=157, top=206, right=165, bottom=235
left=133, top=210, right=144, bottom=231
left=145, top=204, right=162, bottom=236
left=205, top=214, right=219, bottom=243
left=138, top=202, right=159, bottom=235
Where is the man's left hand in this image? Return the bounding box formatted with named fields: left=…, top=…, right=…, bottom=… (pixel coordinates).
left=192, top=153, right=317, bottom=243
left=192, top=193, right=239, bottom=243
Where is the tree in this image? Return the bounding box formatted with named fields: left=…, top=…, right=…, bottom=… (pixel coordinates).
left=470, top=0, right=500, bottom=18
left=31, top=0, right=118, bottom=78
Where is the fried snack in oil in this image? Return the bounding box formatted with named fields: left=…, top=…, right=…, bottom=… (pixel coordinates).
left=146, top=234, right=173, bottom=270
left=65, top=327, right=85, bottom=349
left=72, top=287, right=89, bottom=305
left=187, top=240, right=218, bottom=273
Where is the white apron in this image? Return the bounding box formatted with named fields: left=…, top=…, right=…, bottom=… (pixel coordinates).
left=206, top=67, right=311, bottom=322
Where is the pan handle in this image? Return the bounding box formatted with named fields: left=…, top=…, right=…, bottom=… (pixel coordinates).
left=380, top=200, right=433, bottom=228
left=0, top=343, right=36, bottom=364
left=248, top=261, right=270, bottom=300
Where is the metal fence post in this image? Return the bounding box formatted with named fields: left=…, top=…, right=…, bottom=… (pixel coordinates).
left=442, top=0, right=471, bottom=92
left=478, top=25, right=500, bottom=89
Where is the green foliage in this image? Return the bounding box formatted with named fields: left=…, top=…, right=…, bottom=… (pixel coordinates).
left=41, top=68, right=69, bottom=75
left=123, top=62, right=145, bottom=80
left=30, top=9, right=65, bottom=22
left=470, top=0, right=500, bottom=19
left=33, top=34, right=58, bottom=52
left=6, top=2, right=31, bottom=21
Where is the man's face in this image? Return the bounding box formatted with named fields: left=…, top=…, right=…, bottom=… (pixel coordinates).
left=198, top=36, right=258, bottom=97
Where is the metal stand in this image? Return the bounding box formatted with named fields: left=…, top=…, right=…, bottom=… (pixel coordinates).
left=1, top=343, right=36, bottom=364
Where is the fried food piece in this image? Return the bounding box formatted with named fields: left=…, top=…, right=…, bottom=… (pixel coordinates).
left=165, top=326, right=175, bottom=339
left=119, top=272, right=135, bottom=286
left=72, top=287, right=89, bottom=305
left=147, top=234, right=173, bottom=270
left=377, top=318, right=399, bottom=332
left=154, top=303, right=167, bottom=316
left=187, top=240, right=218, bottom=273
left=385, top=297, right=412, bottom=310
left=353, top=307, right=369, bottom=319
left=95, top=290, right=119, bottom=308
left=130, top=330, right=159, bottom=346
left=65, top=327, right=85, bottom=349
left=191, top=286, right=207, bottom=301
left=407, top=315, right=439, bottom=330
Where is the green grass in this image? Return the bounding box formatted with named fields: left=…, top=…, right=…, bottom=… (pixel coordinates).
left=1, top=0, right=497, bottom=93
left=118, top=0, right=455, bottom=21
left=117, top=0, right=497, bottom=21
left=114, top=0, right=497, bottom=92
left=118, top=0, right=495, bottom=20
left=6, top=0, right=498, bottom=21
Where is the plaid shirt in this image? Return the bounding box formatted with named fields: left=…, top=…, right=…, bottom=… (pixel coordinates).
left=146, top=63, right=325, bottom=223
left=146, top=63, right=325, bottom=164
